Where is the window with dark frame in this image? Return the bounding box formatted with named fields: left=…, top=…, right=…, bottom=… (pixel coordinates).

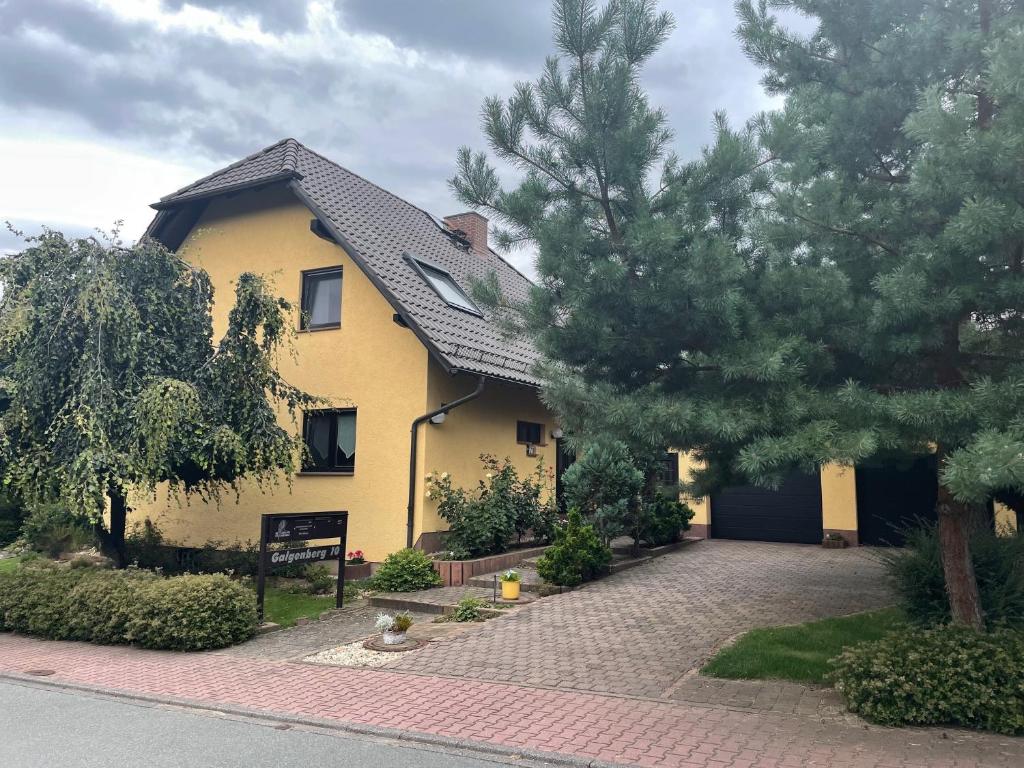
left=656, top=451, right=680, bottom=487
left=300, top=267, right=342, bottom=330
left=516, top=420, right=544, bottom=445
left=302, top=409, right=357, bottom=473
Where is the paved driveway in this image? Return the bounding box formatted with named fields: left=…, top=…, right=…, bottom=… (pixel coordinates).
left=389, top=540, right=893, bottom=698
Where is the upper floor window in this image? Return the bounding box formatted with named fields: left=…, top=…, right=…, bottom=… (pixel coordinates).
left=407, top=256, right=481, bottom=316
left=303, top=409, right=356, bottom=473
left=516, top=420, right=544, bottom=445
left=300, top=266, right=342, bottom=330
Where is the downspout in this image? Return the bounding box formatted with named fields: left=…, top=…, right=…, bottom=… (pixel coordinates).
left=407, top=375, right=486, bottom=548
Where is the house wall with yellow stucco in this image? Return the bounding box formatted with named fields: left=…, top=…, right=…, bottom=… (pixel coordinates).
left=414, top=362, right=556, bottom=551
left=128, top=186, right=432, bottom=562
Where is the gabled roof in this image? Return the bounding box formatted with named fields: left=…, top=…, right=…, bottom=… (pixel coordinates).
left=149, top=138, right=541, bottom=387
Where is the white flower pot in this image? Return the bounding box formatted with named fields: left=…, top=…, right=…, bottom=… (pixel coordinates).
left=382, top=631, right=407, bottom=646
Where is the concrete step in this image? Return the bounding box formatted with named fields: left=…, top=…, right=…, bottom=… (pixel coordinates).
left=466, top=567, right=545, bottom=592
left=369, top=585, right=537, bottom=615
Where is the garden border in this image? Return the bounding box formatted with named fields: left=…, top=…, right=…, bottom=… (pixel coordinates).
left=433, top=545, right=549, bottom=587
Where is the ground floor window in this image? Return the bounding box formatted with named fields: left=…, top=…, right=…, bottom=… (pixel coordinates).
left=303, top=409, right=356, bottom=473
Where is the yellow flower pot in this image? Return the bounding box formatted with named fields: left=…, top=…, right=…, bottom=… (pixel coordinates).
left=501, top=580, right=521, bottom=600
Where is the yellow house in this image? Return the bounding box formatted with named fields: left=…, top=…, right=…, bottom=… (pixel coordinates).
left=130, top=139, right=557, bottom=562
left=131, top=138, right=1017, bottom=559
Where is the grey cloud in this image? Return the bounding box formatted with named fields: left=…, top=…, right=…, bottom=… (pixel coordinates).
left=160, top=0, right=310, bottom=32
left=339, top=0, right=551, bottom=69
left=0, top=0, right=787, bottom=276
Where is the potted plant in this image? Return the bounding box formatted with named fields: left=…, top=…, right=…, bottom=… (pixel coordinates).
left=347, top=550, right=366, bottom=564
left=375, top=611, right=413, bottom=645
left=500, top=569, right=521, bottom=600
left=345, top=549, right=371, bottom=580
left=822, top=532, right=848, bottom=549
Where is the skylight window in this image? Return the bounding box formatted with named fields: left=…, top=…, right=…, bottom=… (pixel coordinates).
left=407, top=256, right=482, bottom=316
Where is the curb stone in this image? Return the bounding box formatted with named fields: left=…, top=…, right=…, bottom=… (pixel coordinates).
left=0, top=671, right=629, bottom=768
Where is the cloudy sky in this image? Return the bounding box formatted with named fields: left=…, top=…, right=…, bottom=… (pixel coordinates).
left=0, top=0, right=793, bottom=272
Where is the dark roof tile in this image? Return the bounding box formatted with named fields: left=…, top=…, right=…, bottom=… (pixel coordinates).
left=154, top=139, right=541, bottom=387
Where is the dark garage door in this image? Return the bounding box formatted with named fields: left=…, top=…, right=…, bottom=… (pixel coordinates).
left=855, top=456, right=938, bottom=546
left=711, top=471, right=823, bottom=544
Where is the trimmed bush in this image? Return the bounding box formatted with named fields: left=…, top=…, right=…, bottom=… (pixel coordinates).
left=640, top=493, right=694, bottom=546
left=128, top=573, right=257, bottom=651
left=884, top=523, right=1024, bottom=629
left=536, top=510, right=612, bottom=587
left=0, top=561, right=85, bottom=639
left=371, top=548, right=442, bottom=592
left=0, top=562, right=256, bottom=650
left=830, top=625, right=1024, bottom=734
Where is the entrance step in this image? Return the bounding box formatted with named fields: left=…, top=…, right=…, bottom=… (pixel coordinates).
left=466, top=567, right=545, bottom=592
left=369, top=585, right=537, bottom=616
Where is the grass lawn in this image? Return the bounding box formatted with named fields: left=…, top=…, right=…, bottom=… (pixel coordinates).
left=701, top=608, right=904, bottom=685
left=0, top=557, right=21, bottom=574
left=260, top=579, right=370, bottom=628
left=261, top=587, right=338, bottom=629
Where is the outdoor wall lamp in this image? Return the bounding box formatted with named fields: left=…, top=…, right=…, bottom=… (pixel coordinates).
left=429, top=411, right=446, bottom=425
left=551, top=427, right=564, bottom=440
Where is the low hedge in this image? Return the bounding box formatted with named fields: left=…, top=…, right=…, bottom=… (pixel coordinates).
left=0, top=562, right=257, bottom=651
left=830, top=625, right=1024, bottom=735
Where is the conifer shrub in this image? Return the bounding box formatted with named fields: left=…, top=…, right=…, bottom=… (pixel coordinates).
left=640, top=493, right=694, bottom=546
left=536, top=510, right=612, bottom=587
left=831, top=625, right=1024, bottom=735
left=371, top=548, right=442, bottom=592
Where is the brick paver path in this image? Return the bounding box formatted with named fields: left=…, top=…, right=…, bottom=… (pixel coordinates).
left=390, top=540, right=893, bottom=698
left=3, top=634, right=1022, bottom=767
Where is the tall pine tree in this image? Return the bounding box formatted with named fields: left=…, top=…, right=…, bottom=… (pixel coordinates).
left=453, top=0, right=1024, bottom=628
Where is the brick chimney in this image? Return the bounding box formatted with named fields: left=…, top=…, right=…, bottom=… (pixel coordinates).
left=443, top=212, right=489, bottom=256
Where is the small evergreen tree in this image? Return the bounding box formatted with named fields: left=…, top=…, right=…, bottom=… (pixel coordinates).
left=452, top=0, right=1024, bottom=628
left=562, top=441, right=643, bottom=543
left=0, top=230, right=318, bottom=566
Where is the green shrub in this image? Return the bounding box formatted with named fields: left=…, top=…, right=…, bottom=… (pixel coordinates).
left=536, top=510, right=612, bottom=587
left=0, top=561, right=86, bottom=638
left=428, top=455, right=556, bottom=559
left=128, top=573, right=257, bottom=651
left=21, top=503, right=96, bottom=557
left=0, top=563, right=256, bottom=650
left=562, top=442, right=643, bottom=544
left=884, top=524, right=1024, bottom=629
left=371, top=548, right=442, bottom=592
left=66, top=568, right=158, bottom=644
left=304, top=564, right=335, bottom=594
left=830, top=625, right=1024, bottom=734
left=451, top=595, right=487, bottom=622
left=640, top=493, right=694, bottom=546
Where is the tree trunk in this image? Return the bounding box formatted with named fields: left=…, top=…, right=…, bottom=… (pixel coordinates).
left=936, top=483, right=984, bottom=629
left=95, top=487, right=129, bottom=568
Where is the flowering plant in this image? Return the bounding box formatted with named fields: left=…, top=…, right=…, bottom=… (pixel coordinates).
left=499, top=569, right=521, bottom=583
left=425, top=455, right=557, bottom=559
left=346, top=549, right=366, bottom=564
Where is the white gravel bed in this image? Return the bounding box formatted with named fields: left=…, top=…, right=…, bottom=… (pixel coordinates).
left=304, top=640, right=403, bottom=668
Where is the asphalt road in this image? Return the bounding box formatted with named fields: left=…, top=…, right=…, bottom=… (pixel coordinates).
left=0, top=680, right=552, bottom=768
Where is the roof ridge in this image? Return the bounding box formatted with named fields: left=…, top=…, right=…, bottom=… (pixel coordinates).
left=161, top=137, right=297, bottom=201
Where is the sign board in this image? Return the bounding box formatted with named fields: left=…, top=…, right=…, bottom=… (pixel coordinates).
left=256, top=511, right=348, bottom=622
